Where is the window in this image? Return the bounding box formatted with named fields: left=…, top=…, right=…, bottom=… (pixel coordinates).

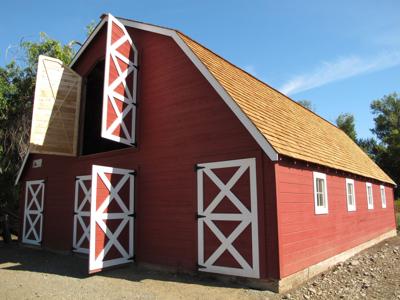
left=366, top=182, right=374, bottom=210
left=346, top=178, right=356, bottom=212
left=380, top=185, right=387, bottom=208
left=313, top=172, right=328, bottom=214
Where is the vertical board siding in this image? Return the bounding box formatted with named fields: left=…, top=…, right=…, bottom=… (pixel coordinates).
left=19, top=27, right=278, bottom=278
left=276, top=162, right=396, bottom=278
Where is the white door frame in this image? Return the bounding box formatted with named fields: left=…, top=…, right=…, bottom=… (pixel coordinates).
left=89, top=165, right=135, bottom=272
left=197, top=158, right=260, bottom=278
left=22, top=180, right=45, bottom=246
left=73, top=175, right=92, bottom=254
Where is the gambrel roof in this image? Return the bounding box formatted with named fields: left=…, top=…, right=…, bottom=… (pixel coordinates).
left=17, top=15, right=394, bottom=186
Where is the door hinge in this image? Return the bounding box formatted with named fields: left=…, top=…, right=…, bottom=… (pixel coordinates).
left=128, top=213, right=136, bottom=218
left=196, top=213, right=206, bottom=220
left=194, top=164, right=205, bottom=172
left=196, top=263, right=206, bottom=269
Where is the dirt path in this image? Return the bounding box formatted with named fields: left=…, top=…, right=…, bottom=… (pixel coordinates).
left=1, top=235, right=400, bottom=299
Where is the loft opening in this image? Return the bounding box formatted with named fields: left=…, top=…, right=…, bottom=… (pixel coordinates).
left=80, top=59, right=129, bottom=155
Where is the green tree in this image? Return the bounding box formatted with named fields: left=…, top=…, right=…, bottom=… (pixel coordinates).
left=297, top=99, right=315, bottom=112
left=0, top=33, right=76, bottom=213
left=369, top=93, right=400, bottom=196
left=336, top=113, right=357, bottom=141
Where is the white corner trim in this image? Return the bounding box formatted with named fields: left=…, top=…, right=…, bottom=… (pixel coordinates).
left=70, top=16, right=279, bottom=161
left=15, top=151, right=30, bottom=185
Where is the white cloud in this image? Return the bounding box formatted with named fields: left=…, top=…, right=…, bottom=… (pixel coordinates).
left=280, top=51, right=400, bottom=95
left=243, top=64, right=257, bottom=76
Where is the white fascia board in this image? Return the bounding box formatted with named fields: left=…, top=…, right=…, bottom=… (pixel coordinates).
left=15, top=150, right=30, bottom=186
left=69, top=16, right=279, bottom=161
left=70, top=18, right=108, bottom=67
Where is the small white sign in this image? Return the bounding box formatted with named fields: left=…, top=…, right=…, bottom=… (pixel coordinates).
left=32, top=159, right=42, bottom=168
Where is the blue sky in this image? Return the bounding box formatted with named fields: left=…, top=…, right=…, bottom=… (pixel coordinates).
left=1, top=0, right=399, bottom=138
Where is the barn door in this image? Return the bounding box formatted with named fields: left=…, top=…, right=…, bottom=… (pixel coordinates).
left=73, top=175, right=92, bottom=254
left=22, top=180, right=45, bottom=245
left=102, top=14, right=138, bottom=146
left=196, top=158, right=260, bottom=278
left=89, top=165, right=135, bottom=273
left=30, top=55, right=82, bottom=156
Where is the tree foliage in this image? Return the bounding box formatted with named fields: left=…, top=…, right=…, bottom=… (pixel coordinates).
left=336, top=113, right=357, bottom=141
left=297, top=99, right=315, bottom=112
left=369, top=93, right=400, bottom=196
left=0, top=33, right=75, bottom=212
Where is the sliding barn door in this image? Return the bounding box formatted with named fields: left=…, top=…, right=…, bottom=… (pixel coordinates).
left=89, top=165, right=135, bottom=273
left=22, top=180, right=45, bottom=245
left=196, top=158, right=260, bottom=278
left=102, top=14, right=138, bottom=146
left=73, top=175, right=92, bottom=254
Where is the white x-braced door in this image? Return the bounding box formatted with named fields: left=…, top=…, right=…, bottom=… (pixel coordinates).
left=22, top=180, right=45, bottom=245
left=89, top=165, right=135, bottom=273
left=73, top=175, right=92, bottom=254
left=197, top=158, right=259, bottom=278
left=102, top=14, right=138, bottom=146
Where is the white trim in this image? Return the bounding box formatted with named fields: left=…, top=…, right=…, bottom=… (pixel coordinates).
left=380, top=185, right=386, bottom=209
left=345, top=178, right=356, bottom=212
left=89, top=164, right=135, bottom=272
left=366, top=182, right=374, bottom=210
left=73, top=175, right=92, bottom=254
left=70, top=16, right=278, bottom=161
left=197, top=158, right=260, bottom=278
left=22, top=179, right=45, bottom=245
left=70, top=18, right=108, bottom=66
left=313, top=172, right=328, bottom=215
left=15, top=151, right=30, bottom=185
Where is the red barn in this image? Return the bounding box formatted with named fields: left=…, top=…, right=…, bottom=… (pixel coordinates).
left=16, top=14, right=397, bottom=292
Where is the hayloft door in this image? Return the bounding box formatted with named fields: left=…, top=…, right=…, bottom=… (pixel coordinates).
left=89, top=165, right=135, bottom=273
left=72, top=175, right=92, bottom=254
left=22, top=180, right=45, bottom=246
left=196, top=158, right=260, bottom=278
left=101, top=14, right=138, bottom=146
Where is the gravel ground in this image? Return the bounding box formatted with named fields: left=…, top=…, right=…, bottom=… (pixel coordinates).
left=0, top=234, right=399, bottom=300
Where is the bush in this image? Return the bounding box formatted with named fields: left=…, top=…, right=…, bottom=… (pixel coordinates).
left=397, top=213, right=400, bottom=231
left=395, top=199, right=400, bottom=212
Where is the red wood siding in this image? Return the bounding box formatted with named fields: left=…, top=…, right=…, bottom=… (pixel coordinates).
left=19, top=27, right=279, bottom=279
left=275, top=161, right=396, bottom=278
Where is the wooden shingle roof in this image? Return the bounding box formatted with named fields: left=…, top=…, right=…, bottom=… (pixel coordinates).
left=177, top=32, right=395, bottom=185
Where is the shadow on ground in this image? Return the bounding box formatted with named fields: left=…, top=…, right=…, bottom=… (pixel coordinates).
left=0, top=241, right=253, bottom=291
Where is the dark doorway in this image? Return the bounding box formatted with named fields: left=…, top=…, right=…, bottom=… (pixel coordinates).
left=81, top=60, right=128, bottom=155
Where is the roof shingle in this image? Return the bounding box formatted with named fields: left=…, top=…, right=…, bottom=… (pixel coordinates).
left=178, top=32, right=395, bottom=185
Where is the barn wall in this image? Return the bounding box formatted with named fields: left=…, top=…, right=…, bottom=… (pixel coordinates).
left=275, top=161, right=396, bottom=278
left=19, top=26, right=279, bottom=279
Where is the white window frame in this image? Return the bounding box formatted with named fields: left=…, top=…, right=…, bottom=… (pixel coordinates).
left=313, top=172, right=328, bottom=215
left=366, top=182, right=374, bottom=210
left=345, top=178, right=356, bottom=212
left=380, top=185, right=387, bottom=208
